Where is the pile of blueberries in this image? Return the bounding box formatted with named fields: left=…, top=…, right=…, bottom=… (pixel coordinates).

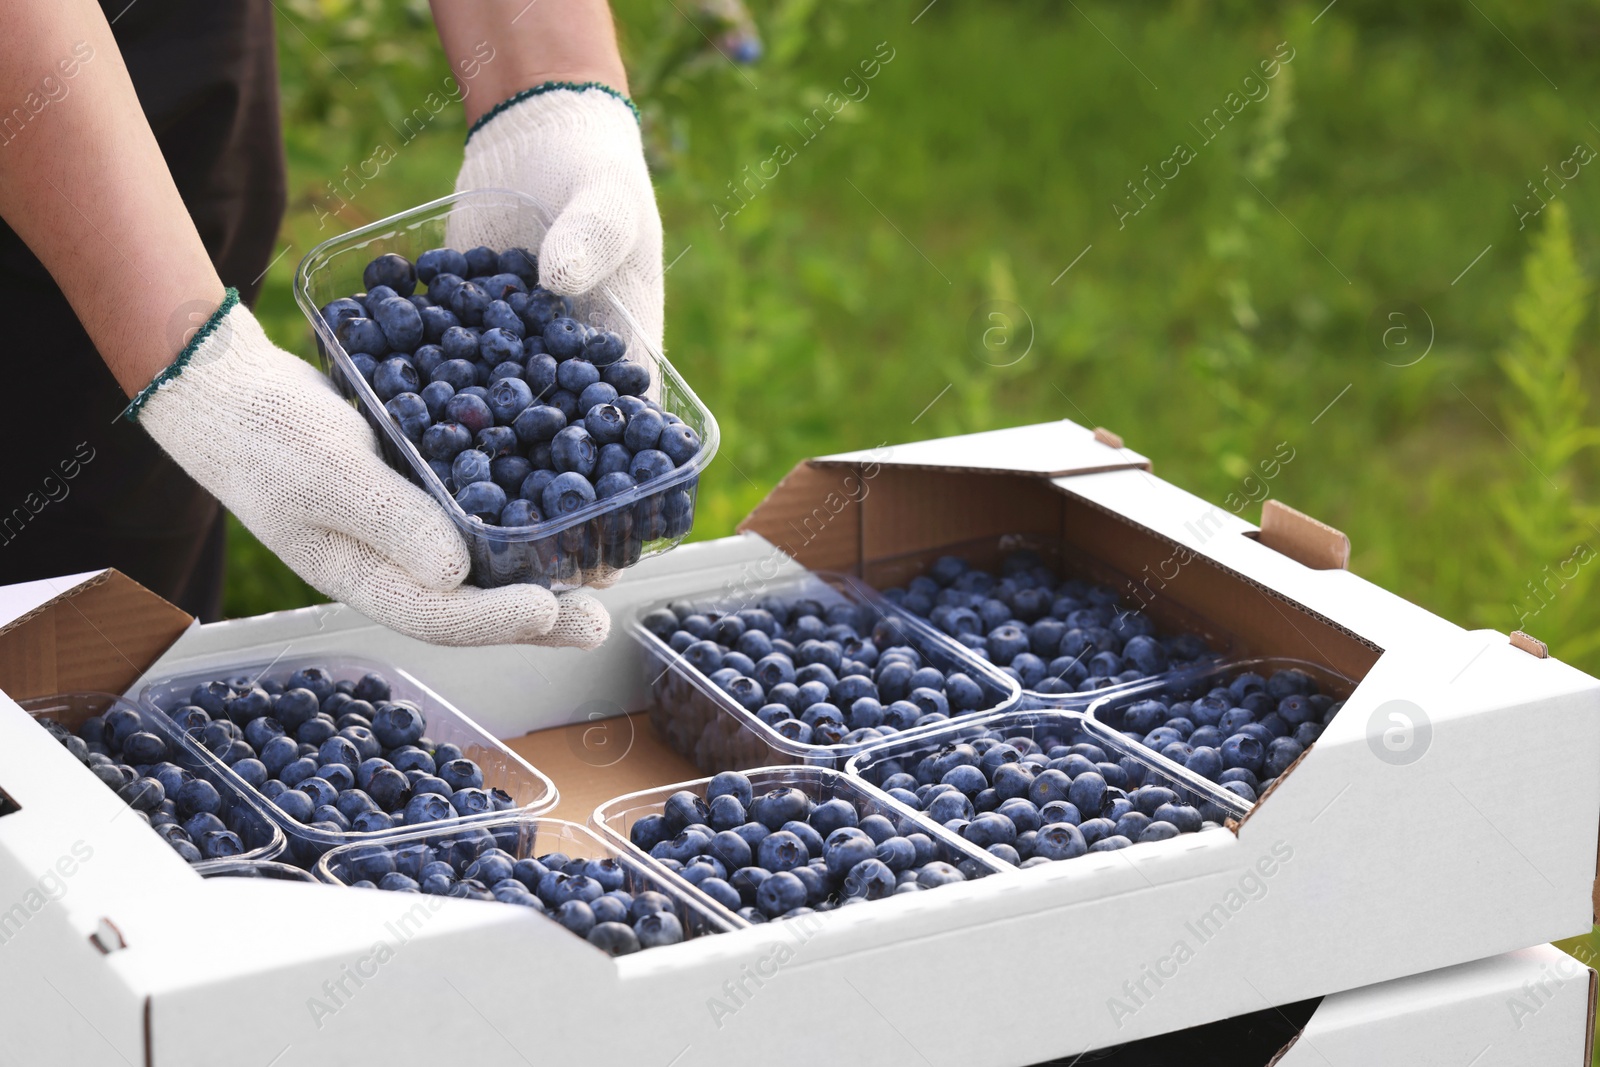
left=320, top=248, right=700, bottom=566
left=1095, top=666, right=1343, bottom=802
left=154, top=665, right=511, bottom=865
left=640, top=591, right=1009, bottom=755
left=332, top=825, right=690, bottom=956
left=855, top=717, right=1228, bottom=867
left=37, top=706, right=276, bottom=864
left=878, top=549, right=1216, bottom=696
left=627, top=771, right=992, bottom=924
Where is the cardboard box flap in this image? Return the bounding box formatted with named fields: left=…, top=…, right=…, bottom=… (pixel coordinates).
left=0, top=569, right=193, bottom=701
left=812, top=419, right=1150, bottom=477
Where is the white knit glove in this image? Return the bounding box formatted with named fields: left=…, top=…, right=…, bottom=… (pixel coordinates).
left=452, top=83, right=663, bottom=352
left=128, top=291, right=610, bottom=649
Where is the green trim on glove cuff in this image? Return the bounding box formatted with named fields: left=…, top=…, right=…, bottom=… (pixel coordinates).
left=122, top=287, right=240, bottom=423
left=466, top=81, right=641, bottom=144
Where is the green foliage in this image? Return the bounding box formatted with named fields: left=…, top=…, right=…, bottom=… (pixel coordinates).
left=237, top=0, right=1600, bottom=678
left=1480, top=202, right=1600, bottom=655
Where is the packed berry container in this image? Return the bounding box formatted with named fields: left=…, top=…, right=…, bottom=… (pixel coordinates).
left=846, top=709, right=1252, bottom=868
left=137, top=654, right=558, bottom=868
left=316, top=815, right=739, bottom=956
left=632, top=572, right=1022, bottom=773
left=294, top=189, right=719, bottom=589
left=1085, top=657, right=1355, bottom=807
left=861, top=534, right=1230, bottom=709
left=592, top=766, right=1011, bottom=926
left=22, top=692, right=286, bottom=870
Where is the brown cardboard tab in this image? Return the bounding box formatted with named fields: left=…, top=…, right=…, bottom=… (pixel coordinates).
left=0, top=570, right=192, bottom=701
left=1510, top=631, right=1549, bottom=658
left=1259, top=499, right=1351, bottom=571
left=1092, top=426, right=1123, bottom=449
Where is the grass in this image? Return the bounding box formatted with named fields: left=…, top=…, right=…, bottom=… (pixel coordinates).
left=246, top=1, right=1600, bottom=1046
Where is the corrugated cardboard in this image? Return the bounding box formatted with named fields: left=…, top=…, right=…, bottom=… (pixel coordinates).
left=1, top=420, right=1597, bottom=1065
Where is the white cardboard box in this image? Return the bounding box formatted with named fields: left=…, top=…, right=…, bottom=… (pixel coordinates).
left=0, top=418, right=1597, bottom=1064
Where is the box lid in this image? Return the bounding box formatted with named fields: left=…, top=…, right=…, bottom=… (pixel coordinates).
left=814, top=419, right=1149, bottom=477
left=0, top=569, right=194, bottom=700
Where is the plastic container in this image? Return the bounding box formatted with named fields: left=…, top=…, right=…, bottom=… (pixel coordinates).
left=138, top=654, right=558, bottom=867
left=592, top=765, right=1011, bottom=917
left=846, top=709, right=1253, bottom=865
left=632, top=571, right=1022, bottom=773
left=294, top=188, right=720, bottom=588
left=316, top=815, right=740, bottom=946
left=200, top=860, right=319, bottom=882
left=20, top=692, right=286, bottom=870
left=859, top=533, right=1231, bottom=710
left=1086, top=656, right=1356, bottom=795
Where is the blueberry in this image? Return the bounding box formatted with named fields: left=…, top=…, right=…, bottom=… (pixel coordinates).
left=448, top=280, right=491, bottom=326
left=371, top=296, right=424, bottom=351
left=541, top=471, right=597, bottom=517
left=1221, top=734, right=1265, bottom=774
left=438, top=758, right=484, bottom=792
left=511, top=403, right=566, bottom=446
left=360, top=254, right=416, bottom=295
left=122, top=731, right=167, bottom=764
left=635, top=911, right=684, bottom=948
left=585, top=403, right=627, bottom=445
left=478, top=326, right=523, bottom=366
left=441, top=392, right=493, bottom=435
left=321, top=297, right=366, bottom=329
left=335, top=316, right=388, bottom=357
left=586, top=922, right=641, bottom=956
left=451, top=449, right=492, bottom=488
left=755, top=870, right=807, bottom=916
left=521, top=288, right=569, bottom=330
left=658, top=424, right=701, bottom=466
left=404, top=792, right=453, bottom=824
left=556, top=357, right=600, bottom=394
left=603, top=359, right=651, bottom=396
left=544, top=317, right=586, bottom=360
left=384, top=392, right=430, bottom=441
left=453, top=480, right=506, bottom=522
left=591, top=471, right=635, bottom=500
left=628, top=449, right=674, bottom=483
left=483, top=375, right=533, bottom=423
left=577, top=382, right=618, bottom=413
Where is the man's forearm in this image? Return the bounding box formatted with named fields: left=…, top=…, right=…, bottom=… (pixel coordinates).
left=0, top=0, right=224, bottom=397
left=430, top=0, right=629, bottom=128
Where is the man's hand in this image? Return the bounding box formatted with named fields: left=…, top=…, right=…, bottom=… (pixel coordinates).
left=432, top=0, right=663, bottom=353
left=131, top=294, right=610, bottom=648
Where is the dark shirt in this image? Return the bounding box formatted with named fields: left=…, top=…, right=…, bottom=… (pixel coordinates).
left=0, top=1, right=285, bottom=619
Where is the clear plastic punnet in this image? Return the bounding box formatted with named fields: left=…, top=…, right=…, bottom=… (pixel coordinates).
left=21, top=691, right=286, bottom=871
left=591, top=765, right=1011, bottom=920
left=631, top=571, right=1022, bottom=773
left=294, top=188, right=719, bottom=588
left=138, top=653, right=558, bottom=868
left=316, top=815, right=741, bottom=948
left=858, top=533, right=1232, bottom=710
left=199, top=859, right=319, bottom=882
left=1085, top=656, right=1357, bottom=802
left=845, top=708, right=1253, bottom=867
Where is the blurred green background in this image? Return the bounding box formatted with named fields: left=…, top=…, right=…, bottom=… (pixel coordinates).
left=254, top=0, right=1600, bottom=1040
